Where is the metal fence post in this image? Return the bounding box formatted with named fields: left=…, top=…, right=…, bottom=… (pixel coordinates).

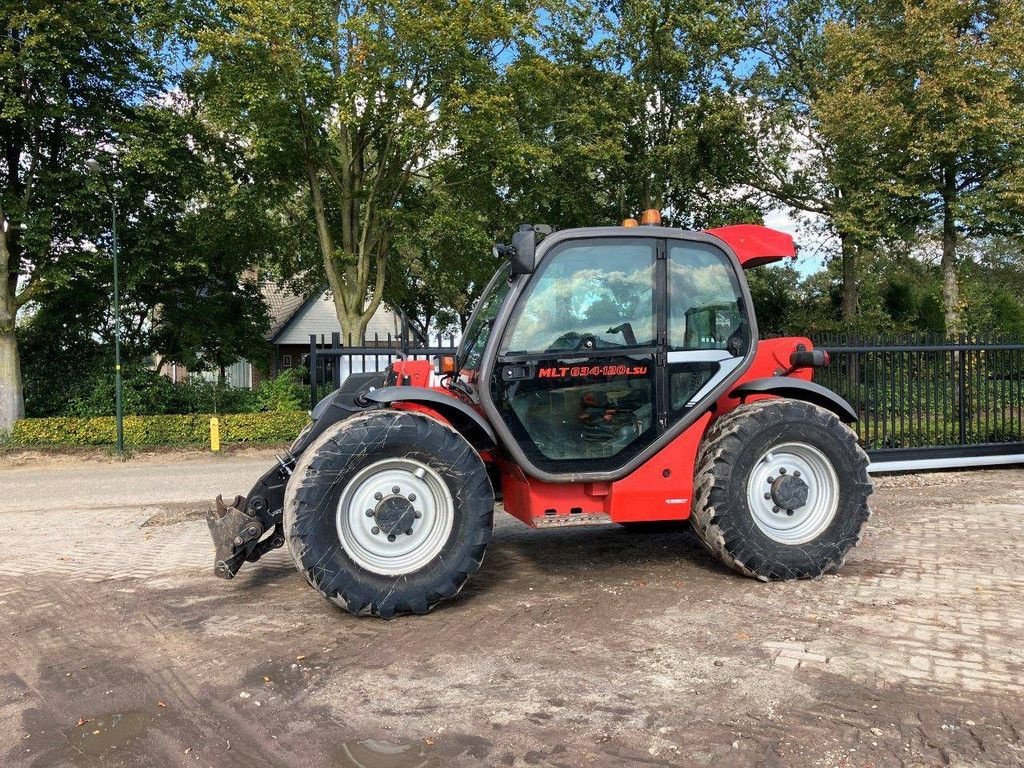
left=958, top=334, right=968, bottom=446
left=309, top=334, right=318, bottom=411
left=331, top=332, right=342, bottom=389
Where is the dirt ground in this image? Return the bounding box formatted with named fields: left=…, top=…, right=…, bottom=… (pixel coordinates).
left=0, top=452, right=1023, bottom=767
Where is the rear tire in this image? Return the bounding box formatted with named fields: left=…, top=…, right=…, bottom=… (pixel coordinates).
left=691, top=399, right=871, bottom=581
left=284, top=410, right=493, bottom=618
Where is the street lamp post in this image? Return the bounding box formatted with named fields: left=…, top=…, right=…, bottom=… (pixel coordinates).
left=86, top=158, right=124, bottom=454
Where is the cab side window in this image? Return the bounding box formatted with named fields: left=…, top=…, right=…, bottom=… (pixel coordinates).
left=668, top=242, right=748, bottom=354
left=666, top=242, right=749, bottom=416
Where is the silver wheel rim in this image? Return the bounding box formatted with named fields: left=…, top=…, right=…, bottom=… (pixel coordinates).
left=746, top=442, right=839, bottom=545
left=336, top=458, right=454, bottom=576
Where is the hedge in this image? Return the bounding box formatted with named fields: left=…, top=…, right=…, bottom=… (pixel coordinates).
left=11, top=411, right=310, bottom=447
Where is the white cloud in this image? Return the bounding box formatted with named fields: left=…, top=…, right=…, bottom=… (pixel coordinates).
left=762, top=206, right=835, bottom=276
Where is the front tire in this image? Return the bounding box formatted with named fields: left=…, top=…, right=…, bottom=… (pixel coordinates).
left=691, top=399, right=872, bottom=581
left=284, top=410, right=494, bottom=618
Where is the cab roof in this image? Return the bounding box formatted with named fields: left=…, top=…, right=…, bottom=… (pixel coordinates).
left=533, top=223, right=797, bottom=270
left=704, top=224, right=797, bottom=269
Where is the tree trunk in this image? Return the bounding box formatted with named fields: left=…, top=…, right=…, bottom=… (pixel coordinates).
left=940, top=170, right=960, bottom=337
left=0, top=223, right=25, bottom=435
left=303, top=158, right=384, bottom=350
left=337, top=308, right=369, bottom=347
left=839, top=233, right=858, bottom=323
left=0, top=324, right=24, bottom=435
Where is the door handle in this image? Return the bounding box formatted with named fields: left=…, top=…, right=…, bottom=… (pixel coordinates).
left=500, top=364, right=534, bottom=382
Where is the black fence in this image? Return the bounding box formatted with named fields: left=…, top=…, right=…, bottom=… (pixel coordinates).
left=306, top=332, right=456, bottom=409
left=815, top=335, right=1024, bottom=462
left=306, top=332, right=1024, bottom=464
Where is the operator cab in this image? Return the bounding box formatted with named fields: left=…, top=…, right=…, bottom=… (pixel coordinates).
left=450, top=213, right=795, bottom=482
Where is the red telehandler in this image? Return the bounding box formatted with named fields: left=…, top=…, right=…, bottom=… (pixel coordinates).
left=209, top=212, right=872, bottom=618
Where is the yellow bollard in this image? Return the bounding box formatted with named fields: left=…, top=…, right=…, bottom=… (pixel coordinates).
left=210, top=417, right=221, bottom=452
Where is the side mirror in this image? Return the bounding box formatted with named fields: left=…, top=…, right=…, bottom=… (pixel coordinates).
left=509, top=228, right=536, bottom=275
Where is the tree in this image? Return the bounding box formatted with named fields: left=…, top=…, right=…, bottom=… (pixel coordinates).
left=380, top=0, right=766, bottom=333
left=742, top=0, right=911, bottom=325
left=386, top=185, right=500, bottom=336
left=602, top=0, right=759, bottom=225
left=0, top=1, right=162, bottom=434
left=193, top=0, right=535, bottom=342
left=120, top=103, right=276, bottom=376
left=495, top=0, right=759, bottom=229
left=819, top=0, right=1024, bottom=335
left=16, top=99, right=277, bottom=412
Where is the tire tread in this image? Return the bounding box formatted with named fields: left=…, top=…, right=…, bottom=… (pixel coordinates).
left=691, top=399, right=872, bottom=581
left=284, top=410, right=494, bottom=618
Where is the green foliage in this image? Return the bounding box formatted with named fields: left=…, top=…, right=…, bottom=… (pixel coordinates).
left=11, top=411, right=309, bottom=447
left=190, top=0, right=537, bottom=339
left=20, top=354, right=260, bottom=419
left=0, top=4, right=283, bottom=435
left=21, top=355, right=313, bottom=419
left=64, top=368, right=261, bottom=419
left=6, top=0, right=1024, bottom=439
left=817, top=0, right=1024, bottom=333
left=746, top=264, right=803, bottom=336
left=0, top=0, right=166, bottom=433
left=254, top=369, right=306, bottom=413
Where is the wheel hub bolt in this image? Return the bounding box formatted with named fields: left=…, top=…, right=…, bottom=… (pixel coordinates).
left=366, top=509, right=374, bottom=517
left=779, top=467, right=787, bottom=474
left=408, top=493, right=416, bottom=502
left=786, top=509, right=794, bottom=516
left=414, top=511, right=422, bottom=519
left=405, top=528, right=413, bottom=536
left=767, top=476, right=775, bottom=484
left=772, top=505, right=781, bottom=514
left=387, top=534, right=396, bottom=542
left=769, top=473, right=810, bottom=511
left=374, top=492, right=383, bottom=501
left=392, top=486, right=400, bottom=494
left=764, top=492, right=771, bottom=500
left=793, top=470, right=801, bottom=478
left=371, top=526, right=380, bottom=535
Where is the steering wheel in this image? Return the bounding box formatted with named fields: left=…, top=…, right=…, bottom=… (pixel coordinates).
left=546, top=331, right=598, bottom=352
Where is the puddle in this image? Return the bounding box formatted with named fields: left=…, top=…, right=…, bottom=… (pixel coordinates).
left=64, top=712, right=151, bottom=755
left=333, top=737, right=434, bottom=768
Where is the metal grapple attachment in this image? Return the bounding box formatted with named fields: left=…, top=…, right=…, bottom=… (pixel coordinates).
left=206, top=454, right=293, bottom=579
left=207, top=495, right=271, bottom=579
left=205, top=378, right=385, bottom=581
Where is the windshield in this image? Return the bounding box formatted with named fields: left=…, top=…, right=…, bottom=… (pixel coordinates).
left=457, top=262, right=513, bottom=371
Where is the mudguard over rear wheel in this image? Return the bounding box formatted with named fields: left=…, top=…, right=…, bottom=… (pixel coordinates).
left=284, top=410, right=494, bottom=618
left=691, top=399, right=872, bottom=580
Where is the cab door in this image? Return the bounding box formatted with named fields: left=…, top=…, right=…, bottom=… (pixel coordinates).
left=664, top=239, right=751, bottom=424
left=492, top=237, right=661, bottom=475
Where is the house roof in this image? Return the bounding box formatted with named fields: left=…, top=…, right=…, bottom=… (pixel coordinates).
left=262, top=282, right=407, bottom=345
left=262, top=282, right=314, bottom=341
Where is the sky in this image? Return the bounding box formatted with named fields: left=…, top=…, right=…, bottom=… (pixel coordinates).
left=762, top=206, right=834, bottom=277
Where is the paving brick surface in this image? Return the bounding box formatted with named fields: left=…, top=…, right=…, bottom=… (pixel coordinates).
left=1, top=459, right=1022, bottom=766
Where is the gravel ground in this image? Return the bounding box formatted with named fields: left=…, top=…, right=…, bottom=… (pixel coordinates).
left=0, top=452, right=1022, bottom=767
